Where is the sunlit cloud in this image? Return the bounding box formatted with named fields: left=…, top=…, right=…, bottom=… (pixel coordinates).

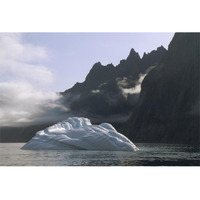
left=0, top=81, right=63, bottom=126
left=0, top=33, right=65, bottom=126
left=91, top=89, right=100, bottom=94
left=0, top=33, right=53, bottom=85
left=0, top=33, right=48, bottom=62
left=122, top=74, right=147, bottom=95
left=116, top=74, right=147, bottom=99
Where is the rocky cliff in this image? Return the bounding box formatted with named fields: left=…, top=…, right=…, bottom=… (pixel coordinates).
left=61, top=46, right=167, bottom=119
left=123, top=33, right=199, bottom=144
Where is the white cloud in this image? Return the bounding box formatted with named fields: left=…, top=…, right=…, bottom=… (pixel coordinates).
left=0, top=33, right=65, bottom=126
left=0, top=33, right=53, bottom=85
left=0, top=33, right=48, bottom=62
left=91, top=89, right=100, bottom=94
left=0, top=81, right=66, bottom=126
left=0, top=59, right=53, bottom=85
left=117, top=74, right=147, bottom=99
left=123, top=74, right=147, bottom=95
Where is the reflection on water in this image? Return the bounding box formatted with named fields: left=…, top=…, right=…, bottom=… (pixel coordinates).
left=0, top=143, right=199, bottom=166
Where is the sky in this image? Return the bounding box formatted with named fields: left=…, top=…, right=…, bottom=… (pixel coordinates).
left=21, top=32, right=175, bottom=92
left=0, top=32, right=174, bottom=126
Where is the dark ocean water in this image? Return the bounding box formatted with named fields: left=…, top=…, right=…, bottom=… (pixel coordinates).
left=0, top=143, right=199, bottom=166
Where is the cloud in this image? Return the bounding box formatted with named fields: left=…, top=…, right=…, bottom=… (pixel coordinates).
left=0, top=81, right=68, bottom=126
left=0, top=33, right=53, bottom=85
left=0, top=33, right=66, bottom=126
left=117, top=74, right=147, bottom=99
left=0, top=33, right=48, bottom=62
left=123, top=74, right=146, bottom=94
left=0, top=60, right=53, bottom=85
left=91, top=89, right=100, bottom=94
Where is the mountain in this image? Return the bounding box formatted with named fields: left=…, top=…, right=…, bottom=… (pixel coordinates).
left=61, top=45, right=167, bottom=121
left=122, top=33, right=200, bottom=144
left=0, top=44, right=167, bottom=143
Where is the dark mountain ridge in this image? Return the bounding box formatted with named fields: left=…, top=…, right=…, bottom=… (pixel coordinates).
left=61, top=46, right=167, bottom=117
left=123, top=33, right=200, bottom=144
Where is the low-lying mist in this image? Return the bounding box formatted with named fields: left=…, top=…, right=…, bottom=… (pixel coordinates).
left=0, top=81, right=70, bottom=127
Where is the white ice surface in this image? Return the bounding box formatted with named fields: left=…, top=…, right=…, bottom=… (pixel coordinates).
left=22, top=117, right=138, bottom=151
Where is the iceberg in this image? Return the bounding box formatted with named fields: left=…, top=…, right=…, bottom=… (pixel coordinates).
left=22, top=117, right=138, bottom=151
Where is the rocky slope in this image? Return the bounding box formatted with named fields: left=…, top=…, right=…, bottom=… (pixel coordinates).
left=61, top=46, right=167, bottom=120
left=123, top=33, right=200, bottom=144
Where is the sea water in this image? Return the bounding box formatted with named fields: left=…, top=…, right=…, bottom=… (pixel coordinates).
left=0, top=143, right=199, bottom=166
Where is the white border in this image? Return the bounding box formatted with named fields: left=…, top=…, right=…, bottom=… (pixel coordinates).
left=0, top=0, right=199, bottom=32
left=0, top=0, right=199, bottom=200
left=0, top=167, right=200, bottom=200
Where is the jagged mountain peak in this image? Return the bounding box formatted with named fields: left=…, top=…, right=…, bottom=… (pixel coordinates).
left=91, top=62, right=114, bottom=70
left=61, top=44, right=167, bottom=118
left=157, top=45, right=165, bottom=50
left=142, top=45, right=167, bottom=59
left=127, top=48, right=141, bottom=61
left=156, top=45, right=167, bottom=54
left=92, top=61, right=103, bottom=68
left=107, top=63, right=114, bottom=68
